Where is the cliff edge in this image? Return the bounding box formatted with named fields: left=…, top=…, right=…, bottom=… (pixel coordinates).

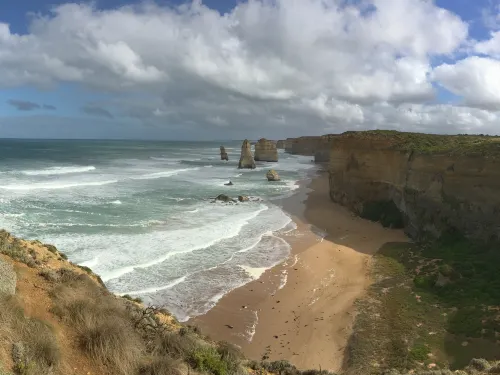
left=328, top=130, right=500, bottom=240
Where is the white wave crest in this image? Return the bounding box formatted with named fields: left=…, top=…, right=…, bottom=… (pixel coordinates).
left=134, top=167, right=199, bottom=180
left=0, top=180, right=118, bottom=191
left=21, top=166, right=96, bottom=176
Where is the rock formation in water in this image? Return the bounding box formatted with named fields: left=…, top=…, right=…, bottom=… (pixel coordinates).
left=238, top=195, right=249, bottom=202
left=238, top=139, right=256, bottom=169
left=220, top=146, right=228, bottom=161
left=276, top=140, right=285, bottom=149
left=328, top=130, right=500, bottom=240
left=266, top=169, right=280, bottom=181
left=284, top=138, right=295, bottom=153
left=254, top=138, right=278, bottom=162
left=215, top=194, right=235, bottom=203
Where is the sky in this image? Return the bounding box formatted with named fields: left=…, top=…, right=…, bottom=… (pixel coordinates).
left=0, top=0, right=499, bottom=140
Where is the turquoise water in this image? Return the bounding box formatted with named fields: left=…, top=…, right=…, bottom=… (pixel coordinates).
left=0, top=140, right=316, bottom=320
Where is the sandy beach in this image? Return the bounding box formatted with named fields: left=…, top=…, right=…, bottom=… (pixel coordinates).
left=190, top=169, right=408, bottom=372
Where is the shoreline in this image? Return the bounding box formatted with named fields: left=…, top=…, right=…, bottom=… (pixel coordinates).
left=190, top=168, right=409, bottom=371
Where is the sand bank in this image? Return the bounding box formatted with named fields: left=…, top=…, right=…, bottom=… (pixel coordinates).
left=190, top=170, right=408, bottom=372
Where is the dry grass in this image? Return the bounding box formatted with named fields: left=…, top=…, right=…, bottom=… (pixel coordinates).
left=138, top=357, right=185, bottom=375
left=0, top=295, right=60, bottom=375
left=49, top=272, right=144, bottom=375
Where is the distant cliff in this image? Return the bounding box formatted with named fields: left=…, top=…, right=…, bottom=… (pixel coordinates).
left=314, top=134, right=338, bottom=163
left=254, top=138, right=278, bottom=162
left=276, top=140, right=285, bottom=149
left=328, top=130, right=500, bottom=240
left=290, top=136, right=322, bottom=156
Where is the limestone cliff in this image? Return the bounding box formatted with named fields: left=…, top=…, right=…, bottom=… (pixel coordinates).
left=291, top=136, right=322, bottom=156
left=276, top=140, right=285, bottom=149
left=284, top=138, right=295, bottom=153
left=220, top=146, right=228, bottom=161
left=314, top=134, right=338, bottom=163
left=328, top=131, right=500, bottom=240
left=238, top=139, right=256, bottom=169
left=254, top=138, right=278, bottom=162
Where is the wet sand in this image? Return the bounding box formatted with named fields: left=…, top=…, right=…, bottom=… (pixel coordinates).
left=190, top=169, right=408, bottom=371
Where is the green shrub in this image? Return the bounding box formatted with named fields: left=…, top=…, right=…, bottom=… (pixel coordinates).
left=189, top=346, right=228, bottom=375
left=409, top=344, right=430, bottom=361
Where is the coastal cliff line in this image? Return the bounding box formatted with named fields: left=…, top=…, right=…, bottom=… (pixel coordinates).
left=327, top=130, right=500, bottom=241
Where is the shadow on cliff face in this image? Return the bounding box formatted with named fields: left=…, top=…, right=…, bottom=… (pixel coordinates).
left=346, top=236, right=500, bottom=374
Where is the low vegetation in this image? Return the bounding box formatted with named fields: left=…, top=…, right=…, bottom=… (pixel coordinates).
left=2, top=229, right=500, bottom=375
left=341, top=130, right=500, bottom=156
left=0, top=295, right=60, bottom=375
left=349, top=231, right=500, bottom=374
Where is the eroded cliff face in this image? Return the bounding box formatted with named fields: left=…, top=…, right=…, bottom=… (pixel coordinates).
left=276, top=140, right=285, bottom=149
left=284, top=138, right=295, bottom=153
left=220, top=146, right=228, bottom=161
left=291, top=136, right=322, bottom=156
left=238, top=139, right=256, bottom=169
left=328, top=132, right=500, bottom=240
left=314, top=134, right=338, bottom=163
left=254, top=138, right=278, bottom=162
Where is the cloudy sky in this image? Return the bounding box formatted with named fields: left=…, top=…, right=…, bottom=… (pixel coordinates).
left=0, top=0, right=499, bottom=140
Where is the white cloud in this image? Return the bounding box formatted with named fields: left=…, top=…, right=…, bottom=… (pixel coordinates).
left=1, top=0, right=500, bottom=137
left=433, top=57, right=500, bottom=109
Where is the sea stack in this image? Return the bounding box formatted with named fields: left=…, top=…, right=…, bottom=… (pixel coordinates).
left=220, top=146, right=228, bottom=161
left=238, top=139, right=256, bottom=169
left=266, top=169, right=280, bottom=181
left=276, top=140, right=285, bottom=149
left=254, top=138, right=278, bottom=162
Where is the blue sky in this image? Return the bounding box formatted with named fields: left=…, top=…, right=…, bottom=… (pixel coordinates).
left=0, top=0, right=499, bottom=139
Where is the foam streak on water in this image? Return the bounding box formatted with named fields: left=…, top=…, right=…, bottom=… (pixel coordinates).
left=0, top=140, right=316, bottom=320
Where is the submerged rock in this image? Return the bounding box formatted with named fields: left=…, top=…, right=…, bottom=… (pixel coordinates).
left=266, top=169, right=280, bottom=181
left=238, top=139, right=256, bottom=169
left=224, top=181, right=234, bottom=186
left=215, top=194, right=235, bottom=203
left=254, top=138, right=278, bottom=162
left=220, top=146, right=228, bottom=161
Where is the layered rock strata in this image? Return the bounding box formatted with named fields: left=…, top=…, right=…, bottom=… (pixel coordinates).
left=220, top=146, right=228, bottom=161
left=254, top=138, right=278, bottom=162
left=328, top=131, right=500, bottom=240
left=238, top=139, right=256, bottom=169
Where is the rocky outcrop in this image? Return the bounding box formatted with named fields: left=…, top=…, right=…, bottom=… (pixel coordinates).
left=291, top=136, right=322, bottom=156
left=266, top=169, right=280, bottom=181
left=238, top=195, right=249, bottom=202
left=314, top=134, right=338, bottom=163
left=0, top=258, right=16, bottom=295
left=254, top=138, right=278, bottom=162
left=220, top=146, right=228, bottom=161
left=238, top=139, right=256, bottom=169
left=276, top=140, right=285, bottom=149
left=328, top=131, right=500, bottom=240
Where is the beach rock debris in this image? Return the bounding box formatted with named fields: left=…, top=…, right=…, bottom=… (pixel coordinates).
left=266, top=169, right=280, bottom=181
left=220, top=146, right=229, bottom=161
left=238, top=139, right=256, bottom=169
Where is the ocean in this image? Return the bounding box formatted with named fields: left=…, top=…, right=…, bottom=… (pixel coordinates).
left=0, top=139, right=316, bottom=321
